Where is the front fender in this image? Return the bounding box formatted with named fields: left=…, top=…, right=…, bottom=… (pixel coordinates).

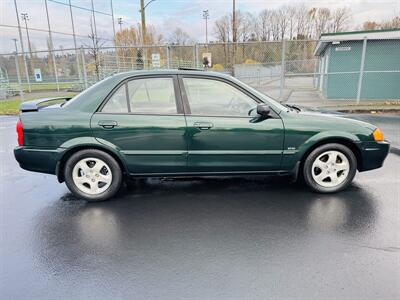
left=281, top=131, right=361, bottom=171
left=297, top=130, right=360, bottom=156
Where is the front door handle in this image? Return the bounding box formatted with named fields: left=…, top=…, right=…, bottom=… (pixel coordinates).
left=193, top=122, right=213, bottom=130
left=98, top=120, right=118, bottom=129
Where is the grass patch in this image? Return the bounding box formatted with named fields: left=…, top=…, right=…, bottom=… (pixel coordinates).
left=9, top=82, right=77, bottom=92
left=0, top=92, right=78, bottom=115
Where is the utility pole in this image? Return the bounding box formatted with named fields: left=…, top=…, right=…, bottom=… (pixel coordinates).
left=139, top=0, right=156, bottom=68
left=110, top=0, right=119, bottom=71
left=13, top=0, right=31, bottom=92
left=202, top=10, right=209, bottom=47
left=140, top=0, right=146, bottom=46
left=110, top=0, right=117, bottom=38
left=232, top=0, right=236, bottom=43
left=68, top=0, right=82, bottom=84
left=90, top=0, right=99, bottom=45
left=44, top=0, right=60, bottom=91
left=21, top=12, right=34, bottom=72
left=232, top=0, right=236, bottom=68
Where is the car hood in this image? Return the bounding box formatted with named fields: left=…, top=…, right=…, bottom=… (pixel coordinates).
left=294, top=110, right=377, bottom=131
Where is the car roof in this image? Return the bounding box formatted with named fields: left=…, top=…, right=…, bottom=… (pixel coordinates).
left=112, top=69, right=231, bottom=80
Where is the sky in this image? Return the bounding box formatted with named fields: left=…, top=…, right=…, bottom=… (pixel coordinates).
left=0, top=0, right=399, bottom=54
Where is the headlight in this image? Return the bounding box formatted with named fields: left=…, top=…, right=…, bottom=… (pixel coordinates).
left=373, top=128, right=384, bottom=141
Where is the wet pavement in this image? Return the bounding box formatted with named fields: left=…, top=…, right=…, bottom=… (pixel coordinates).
left=0, top=115, right=399, bottom=299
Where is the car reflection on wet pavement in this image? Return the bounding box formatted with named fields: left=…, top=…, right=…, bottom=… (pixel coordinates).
left=1, top=115, right=399, bottom=299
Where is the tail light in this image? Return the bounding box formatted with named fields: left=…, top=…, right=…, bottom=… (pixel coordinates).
left=16, top=118, right=24, bottom=146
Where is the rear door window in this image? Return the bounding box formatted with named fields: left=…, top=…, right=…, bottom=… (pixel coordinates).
left=102, top=84, right=128, bottom=113
left=127, top=78, right=177, bottom=114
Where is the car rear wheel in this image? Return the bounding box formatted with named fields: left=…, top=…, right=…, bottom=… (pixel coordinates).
left=303, top=143, right=357, bottom=193
left=64, top=149, right=123, bottom=201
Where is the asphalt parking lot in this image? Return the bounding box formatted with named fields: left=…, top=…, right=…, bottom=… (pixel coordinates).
left=0, top=114, right=399, bottom=299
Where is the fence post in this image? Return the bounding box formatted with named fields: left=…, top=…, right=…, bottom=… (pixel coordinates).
left=356, top=37, right=367, bottom=104
left=14, top=52, right=24, bottom=101
left=280, top=39, right=286, bottom=100
left=80, top=47, right=88, bottom=89
left=166, top=45, right=170, bottom=69
left=195, top=44, right=199, bottom=68
left=192, top=45, right=196, bottom=68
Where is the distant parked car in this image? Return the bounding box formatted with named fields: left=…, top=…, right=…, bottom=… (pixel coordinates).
left=14, top=70, right=389, bottom=201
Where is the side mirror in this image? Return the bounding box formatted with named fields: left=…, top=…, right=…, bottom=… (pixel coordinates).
left=256, top=104, right=270, bottom=117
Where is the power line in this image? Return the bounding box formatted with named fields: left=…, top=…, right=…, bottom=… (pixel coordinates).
left=48, top=0, right=112, bottom=16
left=0, top=24, right=115, bottom=42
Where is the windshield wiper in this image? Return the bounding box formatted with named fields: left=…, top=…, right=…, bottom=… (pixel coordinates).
left=285, top=104, right=301, bottom=112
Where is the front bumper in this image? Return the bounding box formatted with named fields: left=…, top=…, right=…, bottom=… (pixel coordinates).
left=14, top=146, right=62, bottom=175
left=358, top=141, right=390, bottom=172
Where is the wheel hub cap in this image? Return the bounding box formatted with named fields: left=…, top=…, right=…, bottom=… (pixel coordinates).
left=311, top=150, right=350, bottom=188
left=72, top=158, right=113, bottom=195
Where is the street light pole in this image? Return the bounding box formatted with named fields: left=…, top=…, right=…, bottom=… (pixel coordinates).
left=118, top=17, right=123, bottom=32
left=117, top=17, right=124, bottom=69
left=21, top=13, right=34, bottom=72
left=202, top=10, right=209, bottom=48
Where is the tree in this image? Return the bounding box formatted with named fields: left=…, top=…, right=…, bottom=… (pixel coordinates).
left=315, top=8, right=331, bottom=37
left=277, top=6, right=289, bottom=39
left=270, top=11, right=280, bottom=40
left=381, top=16, right=400, bottom=29
left=214, top=15, right=231, bottom=42
left=362, top=21, right=380, bottom=30
left=84, top=18, right=105, bottom=81
left=168, top=27, right=193, bottom=45
left=258, top=9, right=272, bottom=41
left=331, top=8, right=351, bottom=32
left=287, top=5, right=297, bottom=40
left=295, top=4, right=310, bottom=39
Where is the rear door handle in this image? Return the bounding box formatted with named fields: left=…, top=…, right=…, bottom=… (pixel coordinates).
left=98, top=120, right=118, bottom=129
left=193, top=122, right=213, bottom=130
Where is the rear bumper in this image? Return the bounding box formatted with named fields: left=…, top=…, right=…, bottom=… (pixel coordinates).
left=358, top=141, right=390, bottom=172
left=14, top=146, right=61, bottom=175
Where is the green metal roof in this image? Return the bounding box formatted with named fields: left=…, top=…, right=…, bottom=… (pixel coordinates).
left=315, top=28, right=400, bottom=56
left=320, top=28, right=400, bottom=38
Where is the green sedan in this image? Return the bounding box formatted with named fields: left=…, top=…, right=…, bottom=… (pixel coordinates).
left=14, top=70, right=390, bottom=201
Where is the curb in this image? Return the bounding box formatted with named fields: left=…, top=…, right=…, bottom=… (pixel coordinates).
left=336, top=108, right=400, bottom=114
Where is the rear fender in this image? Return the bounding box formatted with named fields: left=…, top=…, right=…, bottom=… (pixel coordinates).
left=56, top=137, right=129, bottom=182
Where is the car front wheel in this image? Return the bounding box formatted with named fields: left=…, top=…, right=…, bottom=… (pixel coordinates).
left=303, top=143, right=357, bottom=193
left=64, top=149, right=123, bottom=201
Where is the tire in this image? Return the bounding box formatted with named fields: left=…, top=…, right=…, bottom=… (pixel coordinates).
left=303, top=143, right=357, bottom=193
left=64, top=149, right=123, bottom=201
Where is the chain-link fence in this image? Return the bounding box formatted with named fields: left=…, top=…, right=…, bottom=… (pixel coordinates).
left=1, top=39, right=399, bottom=103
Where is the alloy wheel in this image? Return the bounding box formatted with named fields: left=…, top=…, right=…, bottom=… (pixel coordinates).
left=311, top=150, right=350, bottom=188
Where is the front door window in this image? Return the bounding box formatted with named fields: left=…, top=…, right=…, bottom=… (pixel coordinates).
left=182, top=78, right=257, bottom=117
